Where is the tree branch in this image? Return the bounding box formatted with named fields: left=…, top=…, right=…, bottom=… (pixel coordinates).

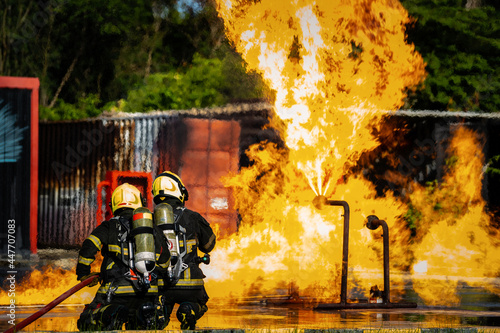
left=48, top=45, right=83, bottom=108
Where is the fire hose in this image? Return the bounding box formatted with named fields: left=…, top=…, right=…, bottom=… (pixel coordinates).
left=4, top=255, right=210, bottom=333
left=3, top=273, right=99, bottom=333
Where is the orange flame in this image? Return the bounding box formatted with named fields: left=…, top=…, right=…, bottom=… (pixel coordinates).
left=215, top=0, right=426, bottom=195
left=4, top=0, right=500, bottom=311
left=0, top=266, right=98, bottom=306
left=409, top=126, right=500, bottom=305
left=205, top=0, right=426, bottom=303
left=0, top=254, right=101, bottom=306
left=204, top=0, right=500, bottom=307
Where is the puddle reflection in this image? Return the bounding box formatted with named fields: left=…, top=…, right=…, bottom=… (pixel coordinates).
left=2, top=303, right=500, bottom=332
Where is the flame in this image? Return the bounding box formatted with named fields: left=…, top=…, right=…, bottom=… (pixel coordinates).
left=205, top=0, right=426, bottom=302
left=0, top=266, right=98, bottom=305
left=204, top=0, right=500, bottom=307
left=215, top=0, right=425, bottom=195
left=4, top=0, right=500, bottom=312
left=205, top=122, right=500, bottom=305
left=409, top=126, right=500, bottom=305
left=0, top=256, right=101, bottom=306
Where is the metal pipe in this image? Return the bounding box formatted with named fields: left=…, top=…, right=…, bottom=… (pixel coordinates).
left=313, top=195, right=349, bottom=305
left=313, top=202, right=418, bottom=310
left=366, top=215, right=390, bottom=304
left=315, top=302, right=417, bottom=310
left=330, top=200, right=349, bottom=306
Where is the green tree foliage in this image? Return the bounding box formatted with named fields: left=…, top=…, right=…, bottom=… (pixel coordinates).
left=3, top=0, right=498, bottom=119
left=402, top=0, right=500, bottom=111
left=120, top=54, right=226, bottom=112
left=1, top=0, right=270, bottom=120
left=112, top=52, right=271, bottom=113
left=1, top=0, right=165, bottom=106
left=486, top=155, right=500, bottom=179
left=40, top=94, right=101, bottom=121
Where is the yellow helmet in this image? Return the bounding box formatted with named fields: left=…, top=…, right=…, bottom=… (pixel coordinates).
left=152, top=171, right=189, bottom=204
left=111, top=183, right=143, bottom=214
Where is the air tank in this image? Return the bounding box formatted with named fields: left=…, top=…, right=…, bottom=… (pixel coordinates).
left=132, top=207, right=156, bottom=277
left=154, top=203, right=179, bottom=265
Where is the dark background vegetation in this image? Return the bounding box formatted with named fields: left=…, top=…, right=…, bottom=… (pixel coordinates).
left=1, top=0, right=499, bottom=241
left=1, top=0, right=498, bottom=120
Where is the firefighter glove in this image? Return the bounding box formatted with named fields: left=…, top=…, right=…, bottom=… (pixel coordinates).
left=79, top=272, right=101, bottom=287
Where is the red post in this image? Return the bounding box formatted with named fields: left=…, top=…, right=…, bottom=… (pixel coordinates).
left=96, top=179, right=111, bottom=225
left=96, top=171, right=154, bottom=224
left=30, top=81, right=39, bottom=254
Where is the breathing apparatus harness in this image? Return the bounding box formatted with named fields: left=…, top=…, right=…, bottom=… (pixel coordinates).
left=154, top=204, right=188, bottom=285
left=111, top=208, right=157, bottom=296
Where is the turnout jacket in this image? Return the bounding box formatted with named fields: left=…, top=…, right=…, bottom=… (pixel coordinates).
left=163, top=201, right=216, bottom=290
left=76, top=210, right=170, bottom=298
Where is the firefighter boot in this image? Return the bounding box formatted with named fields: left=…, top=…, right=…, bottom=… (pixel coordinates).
left=101, top=304, right=129, bottom=330
left=177, top=302, right=197, bottom=330
left=134, top=302, right=159, bottom=330
left=79, top=303, right=128, bottom=331
left=154, top=295, right=169, bottom=329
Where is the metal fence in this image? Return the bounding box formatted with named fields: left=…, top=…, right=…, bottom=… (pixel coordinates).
left=37, top=104, right=500, bottom=248
left=37, top=104, right=276, bottom=247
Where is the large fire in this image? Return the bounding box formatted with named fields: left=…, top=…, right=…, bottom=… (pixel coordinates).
left=202, top=0, right=500, bottom=307
left=2, top=0, right=499, bottom=312
left=409, top=126, right=500, bottom=305
left=0, top=257, right=100, bottom=306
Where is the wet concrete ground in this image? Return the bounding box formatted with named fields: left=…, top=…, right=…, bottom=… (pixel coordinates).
left=2, top=250, right=500, bottom=332
left=2, top=302, right=500, bottom=332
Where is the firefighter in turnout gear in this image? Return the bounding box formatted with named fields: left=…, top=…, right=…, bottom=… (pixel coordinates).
left=152, top=171, right=216, bottom=330
left=76, top=183, right=171, bottom=331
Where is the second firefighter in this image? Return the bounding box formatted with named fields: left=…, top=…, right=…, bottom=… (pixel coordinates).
left=152, top=171, right=216, bottom=330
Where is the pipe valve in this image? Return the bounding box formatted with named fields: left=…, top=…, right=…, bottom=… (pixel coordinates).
left=366, top=215, right=383, bottom=230
left=313, top=195, right=329, bottom=210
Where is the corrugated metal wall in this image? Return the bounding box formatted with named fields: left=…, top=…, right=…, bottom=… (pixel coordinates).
left=38, top=115, right=188, bottom=247
left=37, top=104, right=500, bottom=248
left=180, top=118, right=241, bottom=238
left=37, top=104, right=279, bottom=248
